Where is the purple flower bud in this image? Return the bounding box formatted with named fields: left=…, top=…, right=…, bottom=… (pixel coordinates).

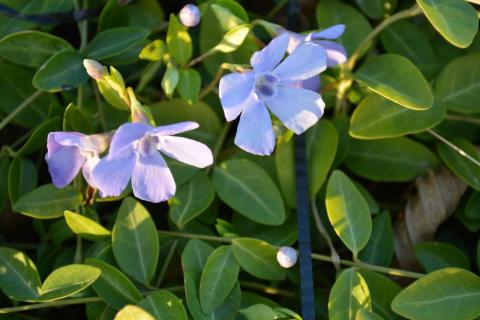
left=179, top=4, right=200, bottom=27
left=277, top=246, right=297, bottom=268
left=83, top=59, right=105, bottom=80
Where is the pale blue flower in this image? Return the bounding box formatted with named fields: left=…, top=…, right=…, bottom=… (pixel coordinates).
left=92, top=121, right=213, bottom=203
left=219, top=33, right=327, bottom=155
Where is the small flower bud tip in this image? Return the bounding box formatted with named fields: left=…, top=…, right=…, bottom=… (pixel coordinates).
left=277, top=246, right=297, bottom=269
left=83, top=59, right=105, bottom=80
left=179, top=4, right=200, bottom=27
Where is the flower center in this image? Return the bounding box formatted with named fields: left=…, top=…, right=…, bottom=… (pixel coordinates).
left=255, top=73, right=278, bottom=100
left=135, top=134, right=159, bottom=156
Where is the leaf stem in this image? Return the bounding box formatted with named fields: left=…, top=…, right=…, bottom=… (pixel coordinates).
left=206, top=122, right=231, bottom=174
left=157, top=230, right=425, bottom=279
left=445, top=114, right=480, bottom=125
left=186, top=49, right=217, bottom=68
left=428, top=129, right=480, bottom=167
left=154, top=239, right=177, bottom=287
left=0, top=90, right=43, bottom=131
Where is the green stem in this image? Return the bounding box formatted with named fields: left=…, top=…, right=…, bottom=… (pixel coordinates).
left=240, top=281, right=295, bottom=298
left=265, top=0, right=288, bottom=20
left=428, top=129, right=480, bottom=167
left=346, top=4, right=422, bottom=70
left=0, top=90, right=42, bottom=131
left=186, top=49, right=218, bottom=68
left=311, top=200, right=340, bottom=271
left=446, top=114, right=480, bottom=125
left=158, top=230, right=425, bottom=279
left=206, top=122, right=231, bottom=174
left=154, top=240, right=178, bottom=287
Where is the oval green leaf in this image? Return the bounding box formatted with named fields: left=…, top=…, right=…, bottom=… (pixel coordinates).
left=350, top=94, right=445, bottom=139
left=138, top=290, right=188, bottom=320
left=8, top=157, right=37, bottom=204
left=64, top=211, right=111, bottom=241
left=354, top=54, right=433, bottom=110
left=392, top=268, right=480, bottom=320
left=231, top=238, right=286, bottom=281
left=17, top=117, right=61, bottom=156
left=214, top=24, right=251, bottom=53
left=114, top=305, right=155, bottom=320
left=213, top=159, right=286, bottom=226
left=13, top=184, right=83, bottom=219
left=414, top=242, right=470, bottom=273
left=359, top=270, right=401, bottom=319
left=112, top=197, right=159, bottom=284
left=358, top=212, right=394, bottom=267
left=275, top=139, right=296, bottom=208
left=177, top=68, right=201, bottom=105
left=166, top=14, right=192, bottom=65
left=326, top=170, right=372, bottom=256
left=37, top=264, right=101, bottom=302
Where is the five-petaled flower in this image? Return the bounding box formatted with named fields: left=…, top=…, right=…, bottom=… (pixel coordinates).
left=92, top=121, right=213, bottom=203
left=219, top=33, right=327, bottom=156
left=46, top=132, right=111, bottom=188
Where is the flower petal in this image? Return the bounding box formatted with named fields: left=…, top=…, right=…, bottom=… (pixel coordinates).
left=285, top=31, right=305, bottom=54
left=45, top=146, right=85, bottom=188
left=274, top=43, right=327, bottom=81
left=150, top=121, right=199, bottom=136
left=250, top=33, right=289, bottom=72
left=310, top=24, right=345, bottom=40
left=288, top=76, right=321, bottom=92
left=266, top=86, right=324, bottom=134
left=157, top=136, right=213, bottom=168
left=92, top=149, right=135, bottom=197
left=48, top=132, right=85, bottom=154
left=219, top=72, right=255, bottom=121
left=82, top=155, right=100, bottom=188
left=109, top=122, right=151, bottom=155
left=131, top=152, right=176, bottom=203
left=317, top=40, right=347, bottom=67
left=234, top=96, right=275, bottom=156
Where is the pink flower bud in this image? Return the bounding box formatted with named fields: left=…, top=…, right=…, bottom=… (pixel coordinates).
left=277, top=246, right=297, bottom=269
left=179, top=4, right=200, bottom=27
left=83, top=59, right=105, bottom=80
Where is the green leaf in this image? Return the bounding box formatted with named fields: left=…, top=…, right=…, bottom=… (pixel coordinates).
left=345, top=137, right=439, bottom=182
left=326, top=171, right=372, bottom=256
left=64, top=211, right=111, bottom=241
left=169, top=172, right=215, bottom=228
left=166, top=14, right=192, bottom=65
left=232, top=238, right=286, bottom=281
left=355, top=0, right=396, bottom=19
left=352, top=181, right=379, bottom=215
left=437, top=139, right=480, bottom=191
left=356, top=309, right=384, bottom=320
left=177, top=68, right=201, bottom=105
left=328, top=268, right=372, bottom=320
left=98, top=0, right=164, bottom=31
left=358, top=212, right=394, bottom=266
left=138, top=290, right=188, bottom=320
left=308, top=120, right=338, bottom=199
left=139, top=39, right=166, bottom=61
left=85, top=27, right=150, bottom=60
left=16, top=117, right=60, bottom=156
left=359, top=270, right=400, bottom=319
left=37, top=264, right=101, bottom=302
left=213, top=24, right=251, bottom=53
left=85, top=258, right=142, bottom=309
left=465, top=192, right=480, bottom=220
left=161, top=62, right=179, bottom=97
left=415, top=242, right=470, bottom=273
left=316, top=0, right=372, bottom=55
left=350, top=94, right=445, bottom=139
left=239, top=304, right=277, bottom=320
left=33, top=50, right=87, bottom=92
left=114, top=305, right=155, bottom=320
left=112, top=197, right=159, bottom=284
left=86, top=302, right=117, bottom=320
left=355, top=54, right=433, bottom=110
left=8, top=157, right=37, bottom=204
left=13, top=184, right=83, bottom=219
left=380, top=21, right=438, bottom=78
left=200, top=246, right=240, bottom=313
left=213, top=159, right=285, bottom=226
left=275, top=139, right=296, bottom=208
left=391, top=268, right=480, bottom=320
left=63, top=102, right=94, bottom=134
left=417, top=0, right=478, bottom=48
left=0, top=247, right=41, bottom=301
left=0, top=157, right=10, bottom=212
left=435, top=53, right=480, bottom=114
left=0, top=31, right=73, bottom=68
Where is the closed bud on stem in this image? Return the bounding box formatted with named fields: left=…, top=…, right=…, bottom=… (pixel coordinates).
left=277, top=246, right=298, bottom=269
left=83, top=59, right=106, bottom=80
left=179, top=4, right=200, bottom=27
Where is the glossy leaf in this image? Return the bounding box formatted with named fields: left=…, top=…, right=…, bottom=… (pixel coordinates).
left=417, top=0, right=478, bottom=48
left=328, top=268, right=372, bottom=320
left=232, top=238, right=286, bottom=281
left=345, top=137, right=439, bottom=182
left=392, top=268, right=480, bottom=320
left=167, top=14, right=192, bottom=65
left=114, top=305, right=155, bottom=320
left=177, top=68, right=201, bottom=105
left=359, top=270, right=400, bottom=319
left=356, top=309, right=384, bottom=320
left=200, top=246, right=240, bottom=313
left=213, top=159, right=285, bottom=226
left=415, top=242, right=470, bottom=272
left=437, top=139, right=480, bottom=191
left=13, top=184, right=83, bottom=219
left=161, top=62, right=179, bottom=97
left=213, top=24, right=251, bottom=53
left=37, top=264, right=101, bottom=302
left=63, top=102, right=94, bottom=134
left=0, top=31, right=73, bottom=68
left=358, top=212, right=394, bottom=267
left=465, top=192, right=480, bottom=220
left=275, top=139, right=296, bottom=208
left=326, top=170, right=372, bottom=256
left=169, top=171, right=215, bottom=227
left=33, top=50, right=88, bottom=92
left=138, top=290, right=188, bottom=320
left=0, top=247, right=41, bottom=301
left=355, top=0, right=396, bottom=19
left=112, top=197, right=159, bottom=284
left=98, top=0, right=164, bottom=31
left=17, top=117, right=61, bottom=156
left=350, top=94, right=445, bottom=139
left=86, top=258, right=142, bottom=309
left=85, top=27, right=150, bottom=60
left=64, top=211, right=111, bottom=241
left=354, top=54, right=433, bottom=110
left=239, top=304, right=277, bottom=320
left=0, top=157, right=10, bottom=212
left=8, top=157, right=37, bottom=204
